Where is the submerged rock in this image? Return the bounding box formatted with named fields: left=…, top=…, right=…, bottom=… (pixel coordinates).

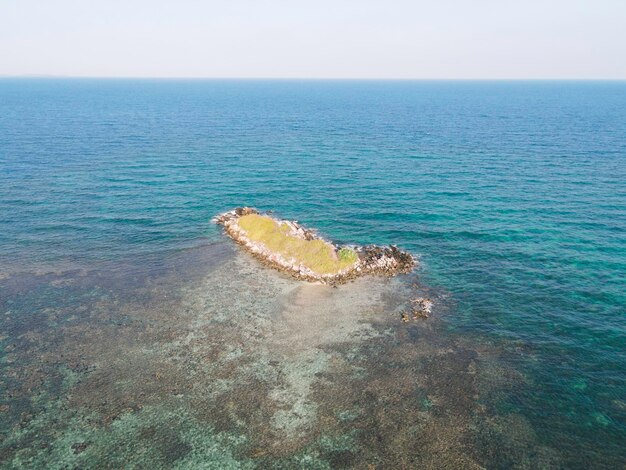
left=213, top=207, right=416, bottom=285
left=410, top=297, right=433, bottom=319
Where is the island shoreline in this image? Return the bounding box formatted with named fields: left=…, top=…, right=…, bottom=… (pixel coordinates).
left=213, top=207, right=416, bottom=286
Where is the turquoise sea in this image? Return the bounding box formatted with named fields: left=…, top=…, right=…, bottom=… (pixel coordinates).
left=1, top=80, right=625, bottom=468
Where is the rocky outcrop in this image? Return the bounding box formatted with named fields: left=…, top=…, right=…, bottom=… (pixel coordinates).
left=213, top=207, right=415, bottom=285
left=400, top=297, right=433, bottom=322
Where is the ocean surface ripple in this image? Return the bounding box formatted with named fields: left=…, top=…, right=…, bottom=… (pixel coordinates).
left=1, top=79, right=625, bottom=467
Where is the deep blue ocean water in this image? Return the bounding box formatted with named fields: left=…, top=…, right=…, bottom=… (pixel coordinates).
left=1, top=79, right=625, bottom=467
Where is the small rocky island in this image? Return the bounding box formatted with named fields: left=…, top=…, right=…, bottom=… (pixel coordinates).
left=213, top=207, right=415, bottom=285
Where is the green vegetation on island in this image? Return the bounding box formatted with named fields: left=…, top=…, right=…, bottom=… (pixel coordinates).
left=238, top=213, right=358, bottom=275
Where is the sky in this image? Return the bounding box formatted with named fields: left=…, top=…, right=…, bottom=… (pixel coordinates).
left=1, top=0, right=625, bottom=79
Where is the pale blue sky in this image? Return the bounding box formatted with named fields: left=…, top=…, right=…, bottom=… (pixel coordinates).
left=1, top=0, right=625, bottom=78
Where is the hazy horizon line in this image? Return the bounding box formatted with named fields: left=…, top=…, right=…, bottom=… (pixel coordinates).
left=2, top=75, right=625, bottom=81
